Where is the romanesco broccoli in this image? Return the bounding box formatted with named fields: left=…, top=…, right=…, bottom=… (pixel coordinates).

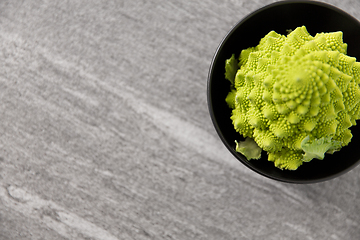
left=225, top=26, right=360, bottom=170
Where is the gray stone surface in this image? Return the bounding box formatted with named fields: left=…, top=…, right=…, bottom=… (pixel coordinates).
left=0, top=0, right=360, bottom=239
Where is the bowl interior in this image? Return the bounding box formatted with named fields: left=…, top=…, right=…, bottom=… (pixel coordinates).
left=208, top=1, right=360, bottom=183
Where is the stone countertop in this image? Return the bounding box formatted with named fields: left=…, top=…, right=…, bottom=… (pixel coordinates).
left=0, top=0, right=359, bottom=239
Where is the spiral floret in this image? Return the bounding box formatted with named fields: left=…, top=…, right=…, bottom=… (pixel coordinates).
left=225, top=26, right=360, bottom=170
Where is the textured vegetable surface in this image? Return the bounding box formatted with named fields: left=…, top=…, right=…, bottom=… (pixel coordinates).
left=225, top=26, right=360, bottom=170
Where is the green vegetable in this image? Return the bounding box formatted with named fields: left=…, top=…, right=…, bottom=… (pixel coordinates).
left=225, top=26, right=360, bottom=170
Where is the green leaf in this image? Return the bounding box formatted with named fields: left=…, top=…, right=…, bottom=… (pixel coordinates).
left=225, top=54, right=238, bottom=85
left=235, top=137, right=262, bottom=160
left=300, top=136, right=342, bottom=162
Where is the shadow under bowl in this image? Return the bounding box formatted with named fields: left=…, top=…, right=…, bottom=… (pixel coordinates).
left=207, top=0, right=360, bottom=183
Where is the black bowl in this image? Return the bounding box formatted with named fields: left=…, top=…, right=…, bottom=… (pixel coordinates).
left=207, top=0, right=360, bottom=183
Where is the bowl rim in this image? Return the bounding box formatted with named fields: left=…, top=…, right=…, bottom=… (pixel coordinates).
left=207, top=0, right=360, bottom=183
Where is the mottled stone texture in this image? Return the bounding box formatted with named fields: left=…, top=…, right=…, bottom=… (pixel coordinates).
left=0, top=0, right=359, bottom=239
